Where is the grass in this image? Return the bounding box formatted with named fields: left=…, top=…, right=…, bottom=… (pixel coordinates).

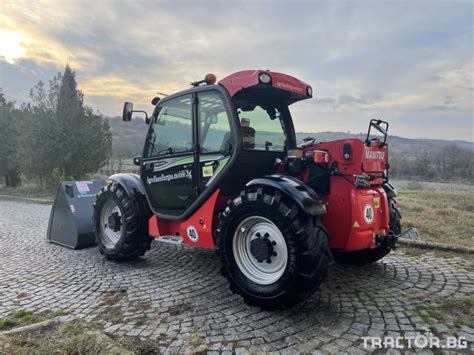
left=0, top=185, right=55, bottom=201
left=399, top=246, right=474, bottom=262
left=0, top=321, right=108, bottom=354
left=415, top=294, right=474, bottom=328
left=0, top=310, right=68, bottom=331
left=397, top=190, right=474, bottom=249
left=0, top=310, right=34, bottom=331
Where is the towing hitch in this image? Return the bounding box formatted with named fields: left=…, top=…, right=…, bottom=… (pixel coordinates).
left=376, top=233, right=398, bottom=250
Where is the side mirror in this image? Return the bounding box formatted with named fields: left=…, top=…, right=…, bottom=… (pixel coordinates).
left=133, top=156, right=141, bottom=166
left=122, top=102, right=133, bottom=122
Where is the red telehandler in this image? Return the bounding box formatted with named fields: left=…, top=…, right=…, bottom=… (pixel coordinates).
left=93, top=70, right=401, bottom=309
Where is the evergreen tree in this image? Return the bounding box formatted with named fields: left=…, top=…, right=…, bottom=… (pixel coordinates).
left=19, top=75, right=63, bottom=188
left=55, top=64, right=111, bottom=179
left=0, top=91, right=21, bottom=187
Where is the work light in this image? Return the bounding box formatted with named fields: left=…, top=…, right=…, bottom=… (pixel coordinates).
left=259, top=72, right=272, bottom=84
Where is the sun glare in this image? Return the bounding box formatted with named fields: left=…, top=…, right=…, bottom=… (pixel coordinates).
left=0, top=31, right=27, bottom=64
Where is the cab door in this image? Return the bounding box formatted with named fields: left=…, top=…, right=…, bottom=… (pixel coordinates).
left=196, top=90, right=234, bottom=193
left=140, top=94, right=197, bottom=217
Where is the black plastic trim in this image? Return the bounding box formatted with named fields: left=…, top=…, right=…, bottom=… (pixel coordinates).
left=246, top=174, right=327, bottom=215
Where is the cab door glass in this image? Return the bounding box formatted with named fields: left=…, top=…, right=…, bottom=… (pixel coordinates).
left=197, top=91, right=232, bottom=190
left=145, top=95, right=193, bottom=158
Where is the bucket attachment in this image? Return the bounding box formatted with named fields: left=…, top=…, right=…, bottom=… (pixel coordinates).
left=47, top=180, right=106, bottom=249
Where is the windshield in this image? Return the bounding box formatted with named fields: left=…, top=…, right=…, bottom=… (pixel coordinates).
left=144, top=95, right=193, bottom=158
left=234, top=102, right=292, bottom=152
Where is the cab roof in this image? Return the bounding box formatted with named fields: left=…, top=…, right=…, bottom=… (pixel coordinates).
left=218, top=69, right=313, bottom=104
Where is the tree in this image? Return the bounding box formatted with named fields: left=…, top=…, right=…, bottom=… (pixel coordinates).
left=15, top=64, right=111, bottom=188
left=0, top=91, right=22, bottom=187
left=19, top=75, right=63, bottom=188
left=54, top=65, right=111, bottom=179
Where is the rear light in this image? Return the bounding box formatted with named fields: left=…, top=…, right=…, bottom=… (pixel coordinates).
left=307, top=86, right=313, bottom=96
left=312, top=150, right=329, bottom=164
left=259, top=72, right=272, bottom=84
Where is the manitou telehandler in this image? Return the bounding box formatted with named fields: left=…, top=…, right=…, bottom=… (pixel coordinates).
left=94, top=70, right=401, bottom=309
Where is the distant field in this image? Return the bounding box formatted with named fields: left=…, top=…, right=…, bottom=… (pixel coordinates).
left=395, top=181, right=474, bottom=249
left=1, top=179, right=473, bottom=249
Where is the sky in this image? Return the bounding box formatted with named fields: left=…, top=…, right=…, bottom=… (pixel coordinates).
left=0, top=0, right=473, bottom=141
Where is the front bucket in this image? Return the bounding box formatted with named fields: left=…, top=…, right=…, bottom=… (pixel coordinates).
left=47, top=180, right=106, bottom=249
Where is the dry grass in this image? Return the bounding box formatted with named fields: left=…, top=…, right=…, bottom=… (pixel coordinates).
left=0, top=321, right=108, bottom=354
left=415, top=294, right=474, bottom=329
left=397, top=190, right=474, bottom=249
left=0, top=185, right=55, bottom=201
left=0, top=310, right=67, bottom=331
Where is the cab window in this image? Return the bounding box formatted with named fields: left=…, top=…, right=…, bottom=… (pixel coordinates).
left=144, top=95, right=193, bottom=157
left=236, top=104, right=286, bottom=151
left=198, top=92, right=232, bottom=153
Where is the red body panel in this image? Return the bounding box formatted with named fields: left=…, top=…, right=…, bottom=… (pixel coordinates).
left=303, top=138, right=390, bottom=252
left=149, top=189, right=222, bottom=249
left=313, top=138, right=387, bottom=177
left=322, top=180, right=389, bottom=250
left=218, top=70, right=311, bottom=104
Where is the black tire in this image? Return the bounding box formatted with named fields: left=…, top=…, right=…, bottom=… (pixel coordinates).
left=389, top=198, right=402, bottom=236
left=333, top=197, right=401, bottom=265
left=93, top=182, right=152, bottom=261
left=217, top=187, right=331, bottom=309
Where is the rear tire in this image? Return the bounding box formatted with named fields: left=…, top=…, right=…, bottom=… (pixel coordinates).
left=217, top=187, right=331, bottom=309
left=333, top=197, right=401, bottom=265
left=93, top=182, right=152, bottom=261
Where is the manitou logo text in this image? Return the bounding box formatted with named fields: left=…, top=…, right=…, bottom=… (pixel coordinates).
left=364, top=149, right=385, bottom=160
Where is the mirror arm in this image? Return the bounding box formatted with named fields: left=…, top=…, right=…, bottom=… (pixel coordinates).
left=133, top=110, right=148, bottom=120
left=132, top=110, right=150, bottom=124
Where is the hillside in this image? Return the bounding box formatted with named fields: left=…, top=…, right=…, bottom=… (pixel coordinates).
left=107, top=116, right=473, bottom=183
left=108, top=116, right=473, bottom=157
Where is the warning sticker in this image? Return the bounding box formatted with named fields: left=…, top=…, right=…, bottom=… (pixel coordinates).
left=363, top=204, right=375, bottom=224
left=374, top=197, right=380, bottom=208
left=76, top=181, right=90, bottom=195
left=202, top=165, right=214, bottom=178
left=353, top=221, right=360, bottom=228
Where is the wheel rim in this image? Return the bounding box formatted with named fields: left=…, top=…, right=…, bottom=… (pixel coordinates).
left=100, top=199, right=123, bottom=247
left=232, top=216, right=288, bottom=285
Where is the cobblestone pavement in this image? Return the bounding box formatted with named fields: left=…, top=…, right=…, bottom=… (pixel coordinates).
left=1, top=199, right=473, bottom=353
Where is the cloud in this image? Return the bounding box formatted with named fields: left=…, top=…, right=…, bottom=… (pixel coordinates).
left=0, top=0, right=472, bottom=140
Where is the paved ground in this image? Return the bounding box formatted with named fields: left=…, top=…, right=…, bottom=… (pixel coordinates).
left=0, top=199, right=473, bottom=353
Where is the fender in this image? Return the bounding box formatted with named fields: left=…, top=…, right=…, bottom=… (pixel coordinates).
left=383, top=181, right=398, bottom=199
left=107, top=173, right=150, bottom=217
left=246, top=174, right=327, bottom=215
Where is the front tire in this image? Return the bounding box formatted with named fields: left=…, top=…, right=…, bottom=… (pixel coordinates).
left=93, top=183, right=152, bottom=260
left=217, top=187, right=331, bottom=309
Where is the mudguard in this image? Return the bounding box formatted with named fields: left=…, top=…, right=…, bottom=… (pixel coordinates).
left=246, top=174, right=327, bottom=215
left=383, top=181, right=398, bottom=199
left=107, top=173, right=150, bottom=217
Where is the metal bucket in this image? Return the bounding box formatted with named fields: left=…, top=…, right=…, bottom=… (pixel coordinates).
left=47, top=180, right=106, bottom=249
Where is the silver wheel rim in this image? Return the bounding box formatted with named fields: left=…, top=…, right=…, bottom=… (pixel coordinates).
left=100, top=199, right=122, bottom=247
left=232, top=216, right=288, bottom=285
